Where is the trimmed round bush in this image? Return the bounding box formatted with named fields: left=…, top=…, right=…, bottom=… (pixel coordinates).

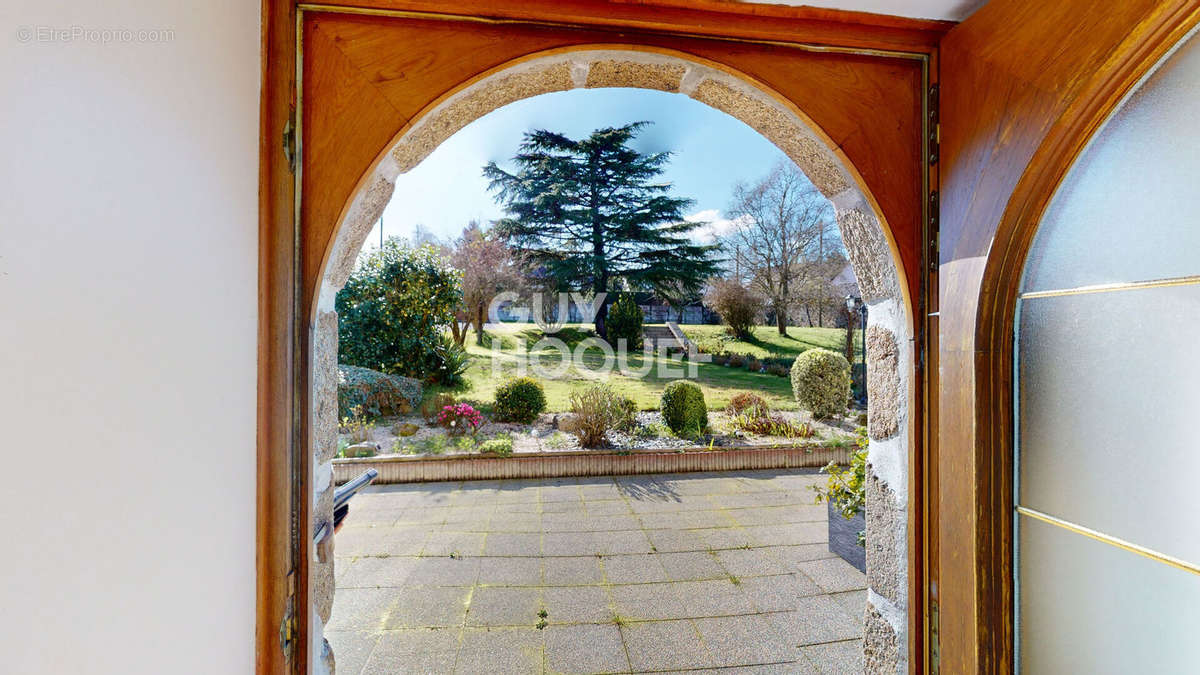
left=492, top=376, right=547, bottom=423
left=790, top=348, right=851, bottom=419
left=660, top=380, right=708, bottom=436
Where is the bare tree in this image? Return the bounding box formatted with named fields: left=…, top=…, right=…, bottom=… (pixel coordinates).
left=450, top=221, right=524, bottom=345
left=723, top=162, right=834, bottom=335
left=793, top=251, right=847, bottom=327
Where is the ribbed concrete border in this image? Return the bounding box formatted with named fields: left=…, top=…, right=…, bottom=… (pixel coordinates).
left=333, top=445, right=851, bottom=484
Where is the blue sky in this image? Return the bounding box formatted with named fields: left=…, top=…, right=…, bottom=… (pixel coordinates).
left=366, top=87, right=810, bottom=248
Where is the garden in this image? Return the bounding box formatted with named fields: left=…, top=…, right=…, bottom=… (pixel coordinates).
left=336, top=337, right=865, bottom=460
left=331, top=118, right=873, bottom=571
left=333, top=120, right=869, bottom=463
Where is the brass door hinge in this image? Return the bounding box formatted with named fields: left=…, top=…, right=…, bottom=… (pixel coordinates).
left=928, top=84, right=940, bottom=166
left=928, top=190, right=940, bottom=272
left=282, top=110, right=297, bottom=174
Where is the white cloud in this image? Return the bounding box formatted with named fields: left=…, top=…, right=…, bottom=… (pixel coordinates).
left=684, top=209, right=753, bottom=244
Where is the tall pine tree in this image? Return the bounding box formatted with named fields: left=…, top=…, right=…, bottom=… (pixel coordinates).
left=484, top=122, right=720, bottom=337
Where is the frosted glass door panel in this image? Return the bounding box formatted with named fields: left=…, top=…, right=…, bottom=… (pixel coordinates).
left=1018, top=285, right=1200, bottom=563
left=1016, top=27, right=1200, bottom=673
left=1021, top=31, right=1200, bottom=293
left=1018, top=516, right=1200, bottom=674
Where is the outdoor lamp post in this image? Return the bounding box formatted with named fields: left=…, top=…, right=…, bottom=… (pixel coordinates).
left=845, top=295, right=867, bottom=403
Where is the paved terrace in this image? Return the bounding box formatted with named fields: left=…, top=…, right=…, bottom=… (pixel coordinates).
left=328, top=470, right=866, bottom=674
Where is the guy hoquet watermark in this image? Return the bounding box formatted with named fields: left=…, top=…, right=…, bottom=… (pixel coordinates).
left=15, top=25, right=175, bottom=44
left=485, top=292, right=710, bottom=380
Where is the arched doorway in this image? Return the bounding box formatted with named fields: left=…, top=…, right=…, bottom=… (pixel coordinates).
left=298, top=10, right=934, bottom=671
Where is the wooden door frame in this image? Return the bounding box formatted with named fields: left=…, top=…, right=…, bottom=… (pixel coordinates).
left=258, top=2, right=950, bottom=673
left=259, top=0, right=300, bottom=672
left=936, top=1, right=1200, bottom=672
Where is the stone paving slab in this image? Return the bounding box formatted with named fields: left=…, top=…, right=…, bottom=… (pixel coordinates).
left=328, top=469, right=866, bottom=674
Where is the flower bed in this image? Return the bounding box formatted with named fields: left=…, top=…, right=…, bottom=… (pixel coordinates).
left=338, top=408, right=860, bottom=460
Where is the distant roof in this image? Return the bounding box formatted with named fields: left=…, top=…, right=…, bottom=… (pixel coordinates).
left=831, top=263, right=859, bottom=294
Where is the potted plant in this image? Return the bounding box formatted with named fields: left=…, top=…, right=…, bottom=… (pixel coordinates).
left=811, top=427, right=867, bottom=572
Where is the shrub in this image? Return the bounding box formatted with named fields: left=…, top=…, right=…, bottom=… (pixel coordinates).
left=703, top=279, right=761, bottom=339
left=492, top=377, right=547, bottom=423
left=767, top=364, right=790, bottom=377
left=614, top=394, right=638, bottom=432
left=336, top=240, right=462, bottom=380
left=725, top=393, right=811, bottom=438
left=479, top=433, right=514, bottom=457
left=412, top=435, right=451, bottom=455
left=812, top=427, right=869, bottom=524
left=337, top=364, right=422, bottom=419
left=339, top=404, right=376, bottom=443
left=421, top=392, right=456, bottom=424
left=545, top=431, right=571, bottom=450
left=727, top=353, right=746, bottom=368
left=790, top=348, right=851, bottom=419
left=695, top=335, right=731, bottom=356
left=746, top=358, right=762, bottom=372
left=734, top=413, right=813, bottom=439
left=436, top=402, right=484, bottom=436
left=660, top=380, right=708, bottom=436
left=710, top=352, right=729, bottom=366
left=432, top=332, right=470, bottom=386
left=634, top=422, right=672, bottom=439
left=727, top=392, right=769, bottom=417
left=605, top=293, right=644, bottom=349
left=567, top=385, right=630, bottom=448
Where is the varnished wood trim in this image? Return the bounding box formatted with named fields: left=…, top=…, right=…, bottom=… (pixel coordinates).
left=1016, top=507, right=1200, bottom=576
left=299, top=31, right=926, bottom=327
left=1019, top=274, right=1200, bottom=299
left=257, top=0, right=298, bottom=672
left=297, top=2, right=932, bottom=59
left=910, top=44, right=938, bottom=675
left=295, top=0, right=952, bottom=52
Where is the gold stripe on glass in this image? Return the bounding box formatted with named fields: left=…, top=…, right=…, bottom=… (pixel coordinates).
left=1020, top=274, right=1200, bottom=300
left=1017, top=506, right=1200, bottom=576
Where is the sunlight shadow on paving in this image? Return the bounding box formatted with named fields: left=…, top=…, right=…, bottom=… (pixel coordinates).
left=613, top=475, right=682, bottom=502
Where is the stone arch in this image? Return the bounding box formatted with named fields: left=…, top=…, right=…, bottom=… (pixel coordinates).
left=312, top=47, right=914, bottom=672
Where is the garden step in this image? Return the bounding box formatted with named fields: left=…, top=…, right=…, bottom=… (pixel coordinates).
left=643, top=325, right=682, bottom=350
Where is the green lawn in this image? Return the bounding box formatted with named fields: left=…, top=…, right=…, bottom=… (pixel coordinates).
left=684, top=324, right=861, bottom=361
left=428, top=322, right=857, bottom=413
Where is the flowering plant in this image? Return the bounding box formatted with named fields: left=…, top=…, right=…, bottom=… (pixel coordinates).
left=436, top=403, right=484, bottom=436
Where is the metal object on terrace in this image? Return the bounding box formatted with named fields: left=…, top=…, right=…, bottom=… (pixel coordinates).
left=333, top=468, right=378, bottom=530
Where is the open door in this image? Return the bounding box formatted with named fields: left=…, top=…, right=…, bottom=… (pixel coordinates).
left=936, top=0, right=1200, bottom=671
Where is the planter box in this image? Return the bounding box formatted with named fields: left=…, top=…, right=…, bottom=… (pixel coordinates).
left=827, top=500, right=866, bottom=573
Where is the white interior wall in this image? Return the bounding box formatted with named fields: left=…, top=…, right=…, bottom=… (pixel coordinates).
left=0, top=1, right=259, bottom=672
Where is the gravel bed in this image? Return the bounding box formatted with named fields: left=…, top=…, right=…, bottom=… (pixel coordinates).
left=340, top=407, right=863, bottom=460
